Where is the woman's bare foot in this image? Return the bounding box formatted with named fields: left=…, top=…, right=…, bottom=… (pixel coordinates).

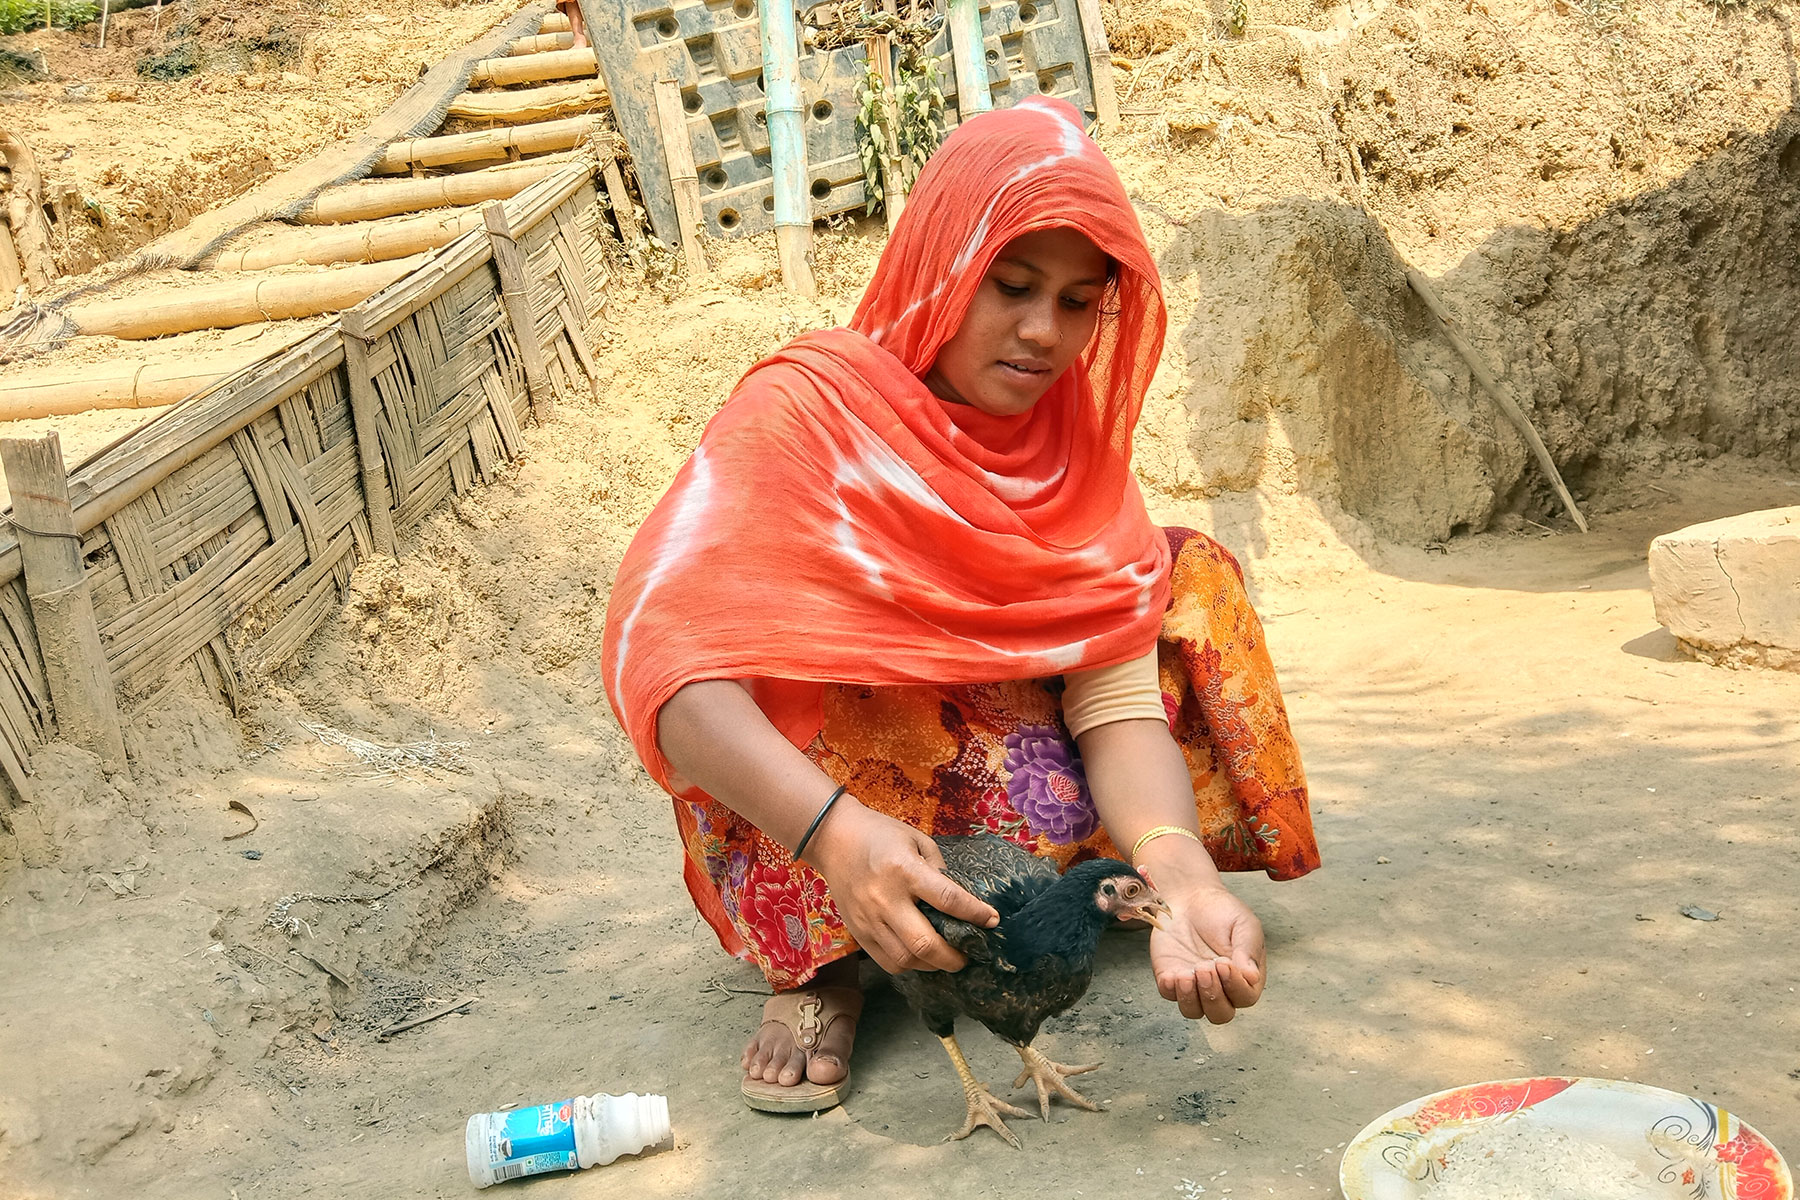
left=741, top=956, right=862, bottom=1091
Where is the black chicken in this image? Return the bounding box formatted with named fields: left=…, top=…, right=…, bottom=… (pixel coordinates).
left=889, top=834, right=1171, bottom=1148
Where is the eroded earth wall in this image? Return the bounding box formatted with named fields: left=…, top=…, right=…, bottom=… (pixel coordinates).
left=1138, top=115, right=1800, bottom=543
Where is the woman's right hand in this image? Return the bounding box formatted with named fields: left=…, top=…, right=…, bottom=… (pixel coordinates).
left=803, top=797, right=999, bottom=975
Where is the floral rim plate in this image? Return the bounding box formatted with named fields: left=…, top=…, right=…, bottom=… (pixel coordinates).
left=1339, top=1076, right=1792, bottom=1200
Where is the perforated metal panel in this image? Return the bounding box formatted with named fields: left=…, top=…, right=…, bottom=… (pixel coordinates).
left=582, top=0, right=1098, bottom=244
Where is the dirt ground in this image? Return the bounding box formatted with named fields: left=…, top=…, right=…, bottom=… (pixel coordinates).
left=0, top=0, right=524, bottom=274
left=0, top=275, right=1796, bottom=1197
left=3, top=0, right=1800, bottom=1195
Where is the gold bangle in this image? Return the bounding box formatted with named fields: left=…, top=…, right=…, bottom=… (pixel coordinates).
left=1130, top=824, right=1201, bottom=865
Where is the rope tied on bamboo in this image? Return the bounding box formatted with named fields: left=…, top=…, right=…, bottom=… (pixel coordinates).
left=5, top=520, right=81, bottom=542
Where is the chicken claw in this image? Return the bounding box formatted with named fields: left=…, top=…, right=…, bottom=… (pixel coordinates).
left=1009, top=1044, right=1102, bottom=1120
left=938, top=1035, right=1035, bottom=1148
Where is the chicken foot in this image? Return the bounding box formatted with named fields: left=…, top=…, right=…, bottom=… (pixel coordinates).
left=1009, top=1044, right=1102, bottom=1120
left=937, top=1034, right=1035, bottom=1149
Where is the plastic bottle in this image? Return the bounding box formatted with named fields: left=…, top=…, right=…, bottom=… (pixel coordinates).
left=464, top=1091, right=671, bottom=1188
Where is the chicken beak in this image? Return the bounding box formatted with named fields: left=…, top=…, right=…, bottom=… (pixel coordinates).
left=1129, top=898, right=1173, bottom=931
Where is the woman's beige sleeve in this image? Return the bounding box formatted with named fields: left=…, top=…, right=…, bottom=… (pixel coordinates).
left=1061, top=644, right=1166, bottom=739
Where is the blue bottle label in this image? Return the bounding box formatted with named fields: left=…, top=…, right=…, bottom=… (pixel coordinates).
left=477, top=1100, right=580, bottom=1181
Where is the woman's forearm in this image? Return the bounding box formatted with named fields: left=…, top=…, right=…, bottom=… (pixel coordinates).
left=655, top=679, right=842, bottom=853
left=1078, top=717, right=1227, bottom=887
left=655, top=679, right=999, bottom=971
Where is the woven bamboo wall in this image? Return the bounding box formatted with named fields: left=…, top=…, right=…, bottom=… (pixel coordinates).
left=0, top=163, right=614, bottom=804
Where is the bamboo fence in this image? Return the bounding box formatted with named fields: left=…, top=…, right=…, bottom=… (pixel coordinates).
left=0, top=163, right=613, bottom=805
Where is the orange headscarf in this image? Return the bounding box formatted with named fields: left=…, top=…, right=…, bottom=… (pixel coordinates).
left=602, top=97, right=1172, bottom=792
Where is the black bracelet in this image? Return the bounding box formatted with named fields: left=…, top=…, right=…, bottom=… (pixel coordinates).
left=791, top=784, right=849, bottom=863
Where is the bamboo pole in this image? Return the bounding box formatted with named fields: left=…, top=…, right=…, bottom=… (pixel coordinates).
left=445, top=78, right=608, bottom=123
left=338, top=309, right=399, bottom=557
left=600, top=156, right=649, bottom=266
left=651, top=77, right=709, bottom=278
left=299, top=159, right=561, bottom=224
left=507, top=31, right=574, bottom=54
left=64, top=257, right=424, bottom=341
left=539, top=11, right=571, bottom=33
left=1402, top=265, right=1588, bottom=533
left=759, top=2, right=816, bottom=297
left=434, top=148, right=585, bottom=177
left=0, top=433, right=127, bottom=772
left=0, top=130, right=57, bottom=293
left=373, top=115, right=598, bottom=174
left=946, top=0, right=991, bottom=118
left=210, top=207, right=485, bottom=271
left=0, top=350, right=269, bottom=420
left=98, top=0, right=111, bottom=47
left=1072, top=0, right=1119, bottom=126
left=482, top=203, right=556, bottom=423
left=865, top=35, right=907, bottom=230
left=467, top=46, right=598, bottom=89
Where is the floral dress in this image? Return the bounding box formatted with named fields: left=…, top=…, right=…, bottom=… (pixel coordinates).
left=671, top=528, right=1321, bottom=989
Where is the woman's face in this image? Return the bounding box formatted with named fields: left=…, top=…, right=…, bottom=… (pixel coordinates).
left=923, top=226, right=1110, bottom=417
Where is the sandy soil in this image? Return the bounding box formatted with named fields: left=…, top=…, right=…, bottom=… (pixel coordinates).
left=0, top=267, right=1795, bottom=1198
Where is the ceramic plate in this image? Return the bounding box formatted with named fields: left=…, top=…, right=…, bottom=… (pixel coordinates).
left=1339, top=1077, right=1792, bottom=1200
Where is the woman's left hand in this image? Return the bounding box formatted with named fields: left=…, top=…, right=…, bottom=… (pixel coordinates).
left=1145, top=875, right=1266, bottom=1024
left=1075, top=716, right=1268, bottom=1023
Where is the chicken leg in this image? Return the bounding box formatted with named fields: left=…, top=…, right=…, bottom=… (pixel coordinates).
left=937, top=1034, right=1035, bottom=1148
left=1009, top=1043, right=1102, bottom=1119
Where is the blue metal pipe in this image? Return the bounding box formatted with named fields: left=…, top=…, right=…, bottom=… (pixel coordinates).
left=947, top=0, right=991, bottom=116
left=759, top=0, right=808, bottom=231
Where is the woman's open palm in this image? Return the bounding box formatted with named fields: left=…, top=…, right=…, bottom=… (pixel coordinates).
left=1148, top=883, right=1266, bottom=1024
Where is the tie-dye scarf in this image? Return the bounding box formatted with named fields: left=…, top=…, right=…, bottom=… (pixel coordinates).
left=602, top=97, right=1172, bottom=791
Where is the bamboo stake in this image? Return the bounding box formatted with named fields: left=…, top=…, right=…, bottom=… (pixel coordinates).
left=467, top=46, right=597, bottom=89
left=1402, top=265, right=1588, bottom=533
left=651, top=77, right=709, bottom=277
left=1072, top=0, right=1119, bottom=126
left=599, top=156, right=649, bottom=266
left=338, top=309, right=399, bottom=557
left=946, top=0, right=991, bottom=118
left=0, top=222, right=23, bottom=296
left=210, top=207, right=485, bottom=272
left=866, top=35, right=907, bottom=230
left=507, top=31, right=574, bottom=54
left=0, top=434, right=127, bottom=772
left=299, top=159, right=561, bottom=224
left=445, top=78, right=608, bottom=123
left=99, top=0, right=111, bottom=48
left=0, top=349, right=269, bottom=420
left=0, top=130, right=57, bottom=293
left=482, top=203, right=555, bottom=423
left=64, top=256, right=424, bottom=341
left=759, top=3, right=816, bottom=296
left=373, top=115, right=598, bottom=174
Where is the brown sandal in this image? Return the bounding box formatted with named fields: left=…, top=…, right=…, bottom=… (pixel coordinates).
left=740, top=985, right=863, bottom=1114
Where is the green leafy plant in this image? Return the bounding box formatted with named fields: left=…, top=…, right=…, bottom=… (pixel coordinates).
left=856, top=47, right=946, bottom=216
left=1224, top=0, right=1249, bottom=37
left=0, top=0, right=98, bottom=35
